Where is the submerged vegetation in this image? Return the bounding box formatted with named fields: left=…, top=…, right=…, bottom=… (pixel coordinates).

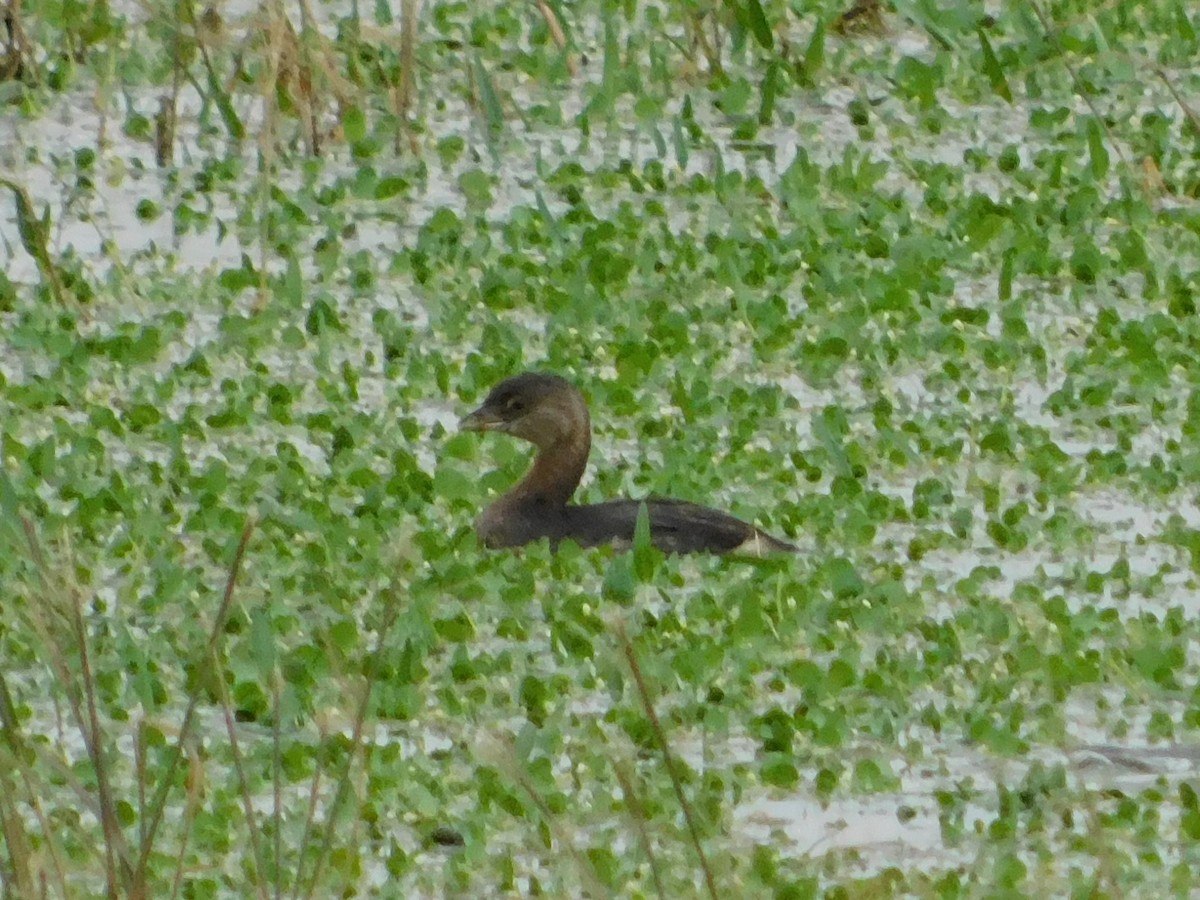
left=2, top=0, right=1200, bottom=896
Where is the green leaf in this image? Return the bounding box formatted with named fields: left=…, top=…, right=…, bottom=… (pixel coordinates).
left=603, top=554, right=636, bottom=603
left=343, top=106, right=367, bottom=143
left=798, top=22, right=825, bottom=86
left=203, top=57, right=245, bottom=140
left=827, top=558, right=864, bottom=599
left=893, top=0, right=956, bottom=50
left=1070, top=238, right=1103, bottom=284
left=375, top=176, right=409, bottom=200
left=0, top=465, right=23, bottom=550
left=895, top=56, right=941, bottom=109
left=1086, top=118, right=1110, bottom=180
left=758, top=59, right=780, bottom=124
left=282, top=253, right=303, bottom=306
left=672, top=114, right=689, bottom=169
left=472, top=55, right=505, bottom=130
left=999, top=248, right=1014, bottom=301
left=458, top=168, right=494, bottom=209
left=853, top=758, right=899, bottom=792
left=436, top=612, right=474, bottom=644
left=762, top=755, right=799, bottom=788
left=740, top=0, right=773, bottom=51
left=601, top=13, right=620, bottom=98
left=632, top=501, right=658, bottom=581
left=250, top=607, right=276, bottom=681
left=815, top=766, right=840, bottom=801
left=1176, top=5, right=1198, bottom=42
left=977, top=28, right=1012, bottom=102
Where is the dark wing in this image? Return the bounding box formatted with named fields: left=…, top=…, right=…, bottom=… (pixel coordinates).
left=564, top=499, right=794, bottom=555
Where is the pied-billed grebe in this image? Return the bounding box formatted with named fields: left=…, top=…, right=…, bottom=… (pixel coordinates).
left=460, top=372, right=796, bottom=556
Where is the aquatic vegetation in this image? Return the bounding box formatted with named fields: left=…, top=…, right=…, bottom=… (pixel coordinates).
left=3, top=0, right=1200, bottom=895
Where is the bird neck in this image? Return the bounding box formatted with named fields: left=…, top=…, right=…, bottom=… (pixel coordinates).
left=514, top=430, right=590, bottom=506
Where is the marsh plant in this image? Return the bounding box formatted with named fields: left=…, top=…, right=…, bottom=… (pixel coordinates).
left=3, top=0, right=1200, bottom=896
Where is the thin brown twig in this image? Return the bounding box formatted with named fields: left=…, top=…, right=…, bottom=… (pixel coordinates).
left=298, top=586, right=403, bottom=899
left=70, top=587, right=126, bottom=897
left=255, top=4, right=282, bottom=309
left=288, top=725, right=326, bottom=900
left=22, top=519, right=133, bottom=893
left=0, top=783, right=36, bottom=898
left=0, top=659, right=108, bottom=893
left=135, top=720, right=148, bottom=847
left=134, top=517, right=256, bottom=887
left=295, top=0, right=318, bottom=155
left=534, top=0, right=577, bottom=76
left=613, top=760, right=668, bottom=900
left=210, top=633, right=272, bottom=900
left=496, top=736, right=607, bottom=897
left=0, top=757, right=72, bottom=894
left=397, top=0, right=417, bottom=124
left=614, top=621, right=719, bottom=900
left=272, top=675, right=283, bottom=900
left=1154, top=66, right=1200, bottom=135
left=2, top=0, right=35, bottom=81
left=167, top=743, right=205, bottom=900
left=0, top=670, right=38, bottom=898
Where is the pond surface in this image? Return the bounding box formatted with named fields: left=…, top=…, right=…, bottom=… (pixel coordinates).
left=4, top=2, right=1200, bottom=896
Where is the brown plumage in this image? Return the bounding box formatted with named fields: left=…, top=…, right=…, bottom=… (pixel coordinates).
left=460, top=372, right=796, bottom=556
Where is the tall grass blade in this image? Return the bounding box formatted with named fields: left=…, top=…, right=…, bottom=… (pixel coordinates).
left=0, top=178, right=67, bottom=306
left=758, top=58, right=780, bottom=123
left=1086, top=117, right=1110, bottom=180
left=739, top=0, right=773, bottom=51
left=977, top=27, right=1012, bottom=102
left=472, top=53, right=505, bottom=130
left=797, top=21, right=824, bottom=87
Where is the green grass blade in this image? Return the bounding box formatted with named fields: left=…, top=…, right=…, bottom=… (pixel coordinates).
left=977, top=28, right=1013, bottom=102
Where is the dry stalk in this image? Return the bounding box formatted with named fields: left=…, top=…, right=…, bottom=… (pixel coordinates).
left=614, top=620, right=719, bottom=900
left=832, top=0, right=885, bottom=36
left=1, top=0, right=34, bottom=81
left=534, top=0, right=577, bottom=76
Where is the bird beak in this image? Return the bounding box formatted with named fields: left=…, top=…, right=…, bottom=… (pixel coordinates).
left=460, top=405, right=504, bottom=432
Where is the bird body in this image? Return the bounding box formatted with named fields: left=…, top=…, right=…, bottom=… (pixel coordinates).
left=461, top=372, right=795, bottom=556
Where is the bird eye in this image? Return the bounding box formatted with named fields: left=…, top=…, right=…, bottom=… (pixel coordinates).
left=506, top=397, right=526, bottom=413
